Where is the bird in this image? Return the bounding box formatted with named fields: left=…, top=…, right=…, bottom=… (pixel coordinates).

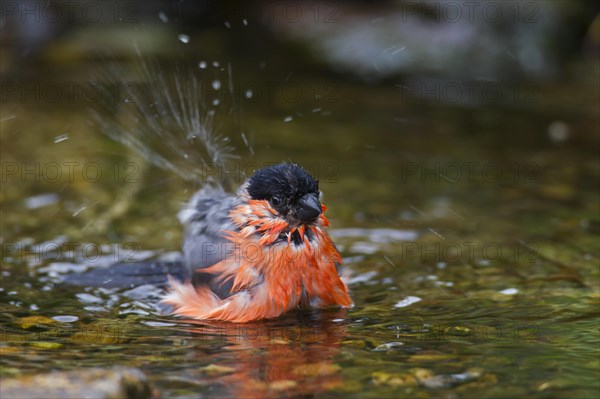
left=161, top=163, right=353, bottom=322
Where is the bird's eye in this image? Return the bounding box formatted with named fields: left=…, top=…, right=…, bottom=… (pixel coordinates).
left=270, top=196, right=282, bottom=206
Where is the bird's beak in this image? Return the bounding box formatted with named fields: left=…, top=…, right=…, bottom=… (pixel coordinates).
left=297, top=193, right=322, bottom=223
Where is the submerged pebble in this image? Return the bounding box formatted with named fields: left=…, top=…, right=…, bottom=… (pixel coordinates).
left=293, top=363, right=341, bottom=377
left=29, top=341, right=63, bottom=349
left=18, top=315, right=56, bottom=329
left=0, top=367, right=151, bottom=399
left=408, top=351, right=454, bottom=362
left=372, top=371, right=417, bottom=387
left=373, top=367, right=485, bottom=389
left=199, top=364, right=235, bottom=376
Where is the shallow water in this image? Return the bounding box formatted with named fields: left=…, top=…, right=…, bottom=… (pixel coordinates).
left=1, top=6, right=599, bottom=399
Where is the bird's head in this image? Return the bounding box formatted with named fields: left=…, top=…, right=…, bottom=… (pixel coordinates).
left=246, top=163, right=322, bottom=227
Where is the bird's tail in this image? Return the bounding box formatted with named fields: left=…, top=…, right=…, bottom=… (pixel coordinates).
left=161, top=277, right=224, bottom=319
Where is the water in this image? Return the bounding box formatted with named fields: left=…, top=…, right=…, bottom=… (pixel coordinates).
left=1, top=10, right=599, bottom=399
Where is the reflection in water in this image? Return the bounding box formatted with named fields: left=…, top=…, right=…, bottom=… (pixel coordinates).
left=178, top=310, right=348, bottom=398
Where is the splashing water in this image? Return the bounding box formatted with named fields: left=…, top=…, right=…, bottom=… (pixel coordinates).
left=89, top=45, right=238, bottom=186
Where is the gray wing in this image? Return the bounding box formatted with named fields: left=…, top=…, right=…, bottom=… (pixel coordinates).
left=178, top=185, right=241, bottom=298
left=63, top=185, right=240, bottom=297
left=62, top=260, right=186, bottom=288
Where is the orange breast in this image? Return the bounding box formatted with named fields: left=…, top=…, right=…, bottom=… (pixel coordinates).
left=162, top=201, right=352, bottom=322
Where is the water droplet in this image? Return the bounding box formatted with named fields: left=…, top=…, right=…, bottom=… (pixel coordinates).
left=311, top=107, right=322, bottom=113
left=283, top=116, right=293, bottom=123
left=158, top=11, right=168, bottom=23
left=224, top=21, right=231, bottom=29
left=72, top=205, right=87, bottom=217
left=212, top=98, right=220, bottom=106
left=178, top=34, right=190, bottom=44
left=198, top=61, right=207, bottom=69
left=25, top=193, right=59, bottom=209
left=245, top=89, right=253, bottom=99
left=499, top=288, right=518, bottom=295
left=54, top=133, right=69, bottom=143
left=548, top=120, right=569, bottom=143
left=212, top=61, right=220, bottom=67
left=212, top=80, right=221, bottom=90
left=243, top=18, right=248, bottom=26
